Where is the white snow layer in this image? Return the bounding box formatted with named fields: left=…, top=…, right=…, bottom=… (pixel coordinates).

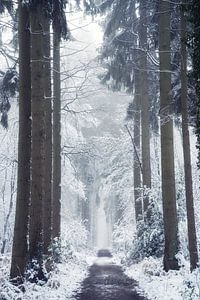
left=125, top=257, right=200, bottom=300
left=0, top=253, right=89, bottom=300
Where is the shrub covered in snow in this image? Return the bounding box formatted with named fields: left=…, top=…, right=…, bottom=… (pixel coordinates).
left=129, top=196, right=164, bottom=262
left=62, top=216, right=89, bottom=257
left=126, top=256, right=200, bottom=300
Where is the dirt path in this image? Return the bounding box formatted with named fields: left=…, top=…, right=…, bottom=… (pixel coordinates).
left=74, top=250, right=148, bottom=300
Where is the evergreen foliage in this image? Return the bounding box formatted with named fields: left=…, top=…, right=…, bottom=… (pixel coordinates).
left=0, top=2, right=17, bottom=128
left=99, top=0, right=137, bottom=93
left=129, top=196, right=164, bottom=263
left=0, top=0, right=13, bottom=14
left=99, top=0, right=160, bottom=132
left=0, top=68, right=18, bottom=128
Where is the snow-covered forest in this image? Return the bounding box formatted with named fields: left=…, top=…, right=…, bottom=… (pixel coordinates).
left=1, top=0, right=200, bottom=299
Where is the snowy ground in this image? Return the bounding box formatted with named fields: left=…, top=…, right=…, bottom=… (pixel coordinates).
left=0, top=252, right=90, bottom=300
left=2, top=251, right=200, bottom=300
left=125, top=256, right=200, bottom=300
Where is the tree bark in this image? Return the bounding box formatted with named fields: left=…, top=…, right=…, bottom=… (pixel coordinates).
left=29, top=4, right=45, bottom=278
left=52, top=28, right=61, bottom=240
left=10, top=0, right=31, bottom=282
left=180, top=8, right=198, bottom=271
left=159, top=0, right=179, bottom=271
left=134, top=70, right=142, bottom=223
left=139, top=0, right=151, bottom=216
left=42, top=15, right=52, bottom=257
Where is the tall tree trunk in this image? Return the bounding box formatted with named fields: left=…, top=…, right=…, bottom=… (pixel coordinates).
left=139, top=0, right=151, bottom=215
left=180, top=8, right=198, bottom=271
left=159, top=0, right=179, bottom=271
left=42, top=15, right=52, bottom=257
left=52, top=28, right=61, bottom=240
left=29, top=4, right=45, bottom=279
left=134, top=70, right=142, bottom=223
left=10, top=0, right=31, bottom=283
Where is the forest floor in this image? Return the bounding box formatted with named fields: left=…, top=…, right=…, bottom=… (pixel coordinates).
left=74, top=249, right=147, bottom=300
left=1, top=251, right=200, bottom=299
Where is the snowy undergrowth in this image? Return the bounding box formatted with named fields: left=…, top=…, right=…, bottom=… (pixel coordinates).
left=125, top=256, right=200, bottom=300
left=0, top=250, right=89, bottom=300
left=0, top=217, right=91, bottom=300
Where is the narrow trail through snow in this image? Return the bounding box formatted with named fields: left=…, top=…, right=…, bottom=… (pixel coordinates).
left=74, top=250, right=148, bottom=300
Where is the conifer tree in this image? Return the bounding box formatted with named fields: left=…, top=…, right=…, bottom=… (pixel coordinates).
left=159, top=0, right=179, bottom=271
left=180, top=6, right=198, bottom=271
left=42, top=11, right=52, bottom=258
left=52, top=0, right=68, bottom=242
left=99, top=0, right=153, bottom=224
left=187, top=1, right=200, bottom=167
left=133, top=71, right=142, bottom=223
left=139, top=0, right=151, bottom=218
left=10, top=0, right=31, bottom=283
left=52, top=26, right=61, bottom=241
left=28, top=2, right=46, bottom=280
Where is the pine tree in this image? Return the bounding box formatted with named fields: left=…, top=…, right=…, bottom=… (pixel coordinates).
left=10, top=0, right=31, bottom=283
left=29, top=2, right=46, bottom=280
left=42, top=11, right=52, bottom=258
left=187, top=1, right=200, bottom=167
left=159, top=0, right=179, bottom=271
left=10, top=0, right=69, bottom=281
left=52, top=26, right=61, bottom=241
left=51, top=0, right=68, bottom=242
left=180, top=6, right=198, bottom=271
left=100, top=0, right=153, bottom=224
left=139, top=0, right=151, bottom=218
left=133, top=70, right=142, bottom=223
